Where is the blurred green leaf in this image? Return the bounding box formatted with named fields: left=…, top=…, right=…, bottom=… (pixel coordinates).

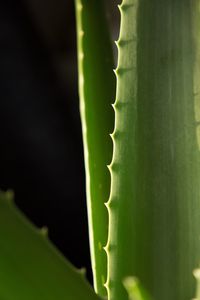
left=0, top=191, right=100, bottom=300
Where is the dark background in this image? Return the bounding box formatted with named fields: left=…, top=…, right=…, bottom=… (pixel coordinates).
left=0, top=0, right=119, bottom=282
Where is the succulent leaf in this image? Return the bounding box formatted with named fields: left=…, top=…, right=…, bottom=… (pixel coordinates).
left=123, top=277, right=151, bottom=300
left=106, top=0, right=200, bottom=299
left=75, top=0, right=115, bottom=296
left=0, top=191, right=100, bottom=300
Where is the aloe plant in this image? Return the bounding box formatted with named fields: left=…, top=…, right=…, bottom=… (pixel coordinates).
left=106, top=1, right=200, bottom=300
left=0, top=191, right=99, bottom=300
left=1, top=1, right=200, bottom=300
left=75, top=0, right=115, bottom=296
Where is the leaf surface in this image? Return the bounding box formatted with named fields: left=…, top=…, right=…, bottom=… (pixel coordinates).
left=106, top=0, right=200, bottom=299
left=0, top=191, right=100, bottom=300
left=75, top=0, right=115, bottom=296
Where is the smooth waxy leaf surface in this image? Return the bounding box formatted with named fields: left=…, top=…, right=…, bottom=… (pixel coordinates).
left=106, top=1, right=200, bottom=299
left=0, top=191, right=100, bottom=300
left=75, top=0, right=115, bottom=296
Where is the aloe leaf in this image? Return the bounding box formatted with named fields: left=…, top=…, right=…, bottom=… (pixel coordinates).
left=123, top=277, right=144, bottom=300
left=106, top=0, right=200, bottom=300
left=123, top=277, right=152, bottom=300
left=0, top=191, right=100, bottom=300
left=75, top=0, right=115, bottom=296
left=193, top=269, right=200, bottom=300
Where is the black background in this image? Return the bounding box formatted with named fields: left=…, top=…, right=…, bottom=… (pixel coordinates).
left=0, top=0, right=119, bottom=282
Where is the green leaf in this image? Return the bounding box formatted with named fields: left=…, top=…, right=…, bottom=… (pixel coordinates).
left=193, top=269, right=200, bottom=300
left=106, top=0, right=200, bottom=299
left=123, top=277, right=152, bottom=300
left=75, top=0, right=115, bottom=296
left=0, top=191, right=100, bottom=300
